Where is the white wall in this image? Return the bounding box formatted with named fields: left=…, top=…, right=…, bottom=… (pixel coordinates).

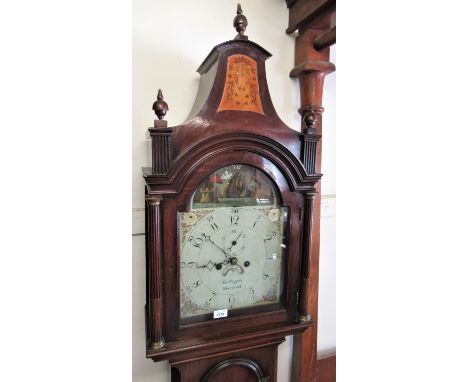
left=132, top=1, right=335, bottom=380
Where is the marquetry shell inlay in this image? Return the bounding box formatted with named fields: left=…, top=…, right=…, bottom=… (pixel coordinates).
left=217, top=54, right=264, bottom=115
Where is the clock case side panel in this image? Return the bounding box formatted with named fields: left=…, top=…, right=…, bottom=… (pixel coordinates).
left=162, top=151, right=303, bottom=343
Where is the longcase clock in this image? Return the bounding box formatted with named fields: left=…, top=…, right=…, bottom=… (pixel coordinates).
left=142, top=5, right=322, bottom=381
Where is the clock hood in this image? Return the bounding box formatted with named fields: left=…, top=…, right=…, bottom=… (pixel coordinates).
left=144, top=7, right=322, bottom=195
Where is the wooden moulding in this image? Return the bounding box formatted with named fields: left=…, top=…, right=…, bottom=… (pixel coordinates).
left=200, top=358, right=269, bottom=382
left=148, top=321, right=312, bottom=363
left=313, top=26, right=336, bottom=51
left=143, top=132, right=322, bottom=196
left=286, top=0, right=335, bottom=34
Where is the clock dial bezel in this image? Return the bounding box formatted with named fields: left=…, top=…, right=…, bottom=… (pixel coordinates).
left=161, top=151, right=303, bottom=342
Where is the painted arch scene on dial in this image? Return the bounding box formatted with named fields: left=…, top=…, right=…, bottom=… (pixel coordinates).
left=179, top=165, right=288, bottom=322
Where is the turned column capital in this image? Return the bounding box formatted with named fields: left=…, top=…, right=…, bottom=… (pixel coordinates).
left=146, top=194, right=163, bottom=206
left=303, top=191, right=316, bottom=200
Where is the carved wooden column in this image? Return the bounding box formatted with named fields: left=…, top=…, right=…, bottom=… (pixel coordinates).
left=299, top=110, right=320, bottom=323
left=298, top=191, right=315, bottom=322
left=146, top=194, right=165, bottom=350
left=289, top=27, right=335, bottom=382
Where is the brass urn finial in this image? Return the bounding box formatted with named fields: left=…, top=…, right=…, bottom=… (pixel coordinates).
left=233, top=3, right=248, bottom=40
left=152, top=89, right=169, bottom=121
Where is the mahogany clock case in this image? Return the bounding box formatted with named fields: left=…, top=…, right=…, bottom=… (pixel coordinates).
left=142, top=11, right=322, bottom=380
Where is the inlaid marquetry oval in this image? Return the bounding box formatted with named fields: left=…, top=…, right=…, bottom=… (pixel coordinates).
left=217, top=54, right=264, bottom=115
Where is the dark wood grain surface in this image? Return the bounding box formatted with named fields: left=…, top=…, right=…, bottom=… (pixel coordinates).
left=317, top=354, right=336, bottom=382
left=286, top=0, right=335, bottom=34
left=143, top=6, right=327, bottom=380
left=286, top=4, right=336, bottom=381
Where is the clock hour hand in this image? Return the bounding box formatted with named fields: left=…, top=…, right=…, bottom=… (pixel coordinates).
left=197, top=259, right=229, bottom=271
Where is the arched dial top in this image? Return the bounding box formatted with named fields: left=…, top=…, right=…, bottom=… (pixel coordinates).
left=190, top=164, right=279, bottom=209
left=179, top=165, right=288, bottom=322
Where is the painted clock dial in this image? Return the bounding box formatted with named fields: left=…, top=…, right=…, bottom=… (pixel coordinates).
left=179, top=164, right=288, bottom=321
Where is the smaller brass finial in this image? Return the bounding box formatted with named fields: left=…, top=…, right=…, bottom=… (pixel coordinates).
left=303, top=106, right=318, bottom=134
left=233, top=3, right=248, bottom=40
left=152, top=89, right=169, bottom=121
